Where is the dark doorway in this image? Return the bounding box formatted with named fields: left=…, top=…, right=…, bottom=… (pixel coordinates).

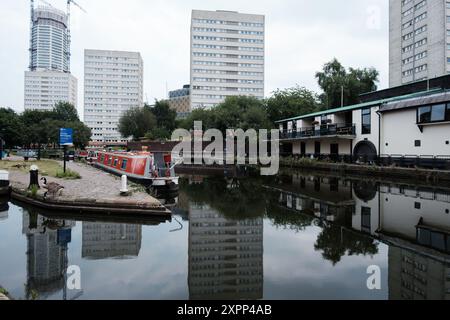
left=315, top=142, right=321, bottom=156
left=281, top=143, right=293, bottom=156
left=330, top=143, right=339, bottom=161
left=301, top=142, right=306, bottom=156
left=353, top=141, right=377, bottom=163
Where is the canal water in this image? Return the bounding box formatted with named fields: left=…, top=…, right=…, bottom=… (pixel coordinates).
left=0, top=170, right=449, bottom=300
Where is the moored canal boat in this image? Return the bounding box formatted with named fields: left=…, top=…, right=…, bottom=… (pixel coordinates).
left=95, top=151, right=179, bottom=196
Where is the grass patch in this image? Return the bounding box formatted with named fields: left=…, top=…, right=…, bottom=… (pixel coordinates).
left=27, top=185, right=39, bottom=198
left=0, top=160, right=80, bottom=179
left=56, top=169, right=81, bottom=180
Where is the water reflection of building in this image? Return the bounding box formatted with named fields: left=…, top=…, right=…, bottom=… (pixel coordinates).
left=268, top=173, right=450, bottom=300
left=82, top=223, right=142, bottom=260
left=275, top=173, right=355, bottom=222
left=22, top=212, right=75, bottom=299
left=188, top=204, right=263, bottom=300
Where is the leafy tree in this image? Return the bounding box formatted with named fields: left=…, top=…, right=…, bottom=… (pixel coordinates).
left=180, top=96, right=270, bottom=133
left=53, top=102, right=80, bottom=122
left=118, top=106, right=157, bottom=140
left=150, top=100, right=177, bottom=133
left=0, top=108, right=24, bottom=148
left=179, top=108, right=216, bottom=131
left=145, top=127, right=172, bottom=141
left=265, top=86, right=321, bottom=123
left=315, top=58, right=379, bottom=108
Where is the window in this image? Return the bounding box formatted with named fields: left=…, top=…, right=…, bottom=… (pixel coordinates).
left=321, top=115, right=328, bottom=125
left=361, top=108, right=371, bottom=134
left=113, top=158, right=118, bottom=167
left=121, top=159, right=128, bottom=170
left=417, top=106, right=432, bottom=123
left=361, top=207, right=371, bottom=232
left=418, top=104, right=450, bottom=124
left=415, top=140, right=421, bottom=147
left=431, top=104, right=446, bottom=122
left=108, top=157, right=112, bottom=166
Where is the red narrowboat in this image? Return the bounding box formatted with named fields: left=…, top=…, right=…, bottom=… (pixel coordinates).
left=95, top=151, right=179, bottom=194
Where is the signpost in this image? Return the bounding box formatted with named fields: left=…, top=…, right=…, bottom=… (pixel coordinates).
left=60, top=128, right=74, bottom=173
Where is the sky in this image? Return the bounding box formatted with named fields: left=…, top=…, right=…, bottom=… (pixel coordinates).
left=0, top=0, right=389, bottom=117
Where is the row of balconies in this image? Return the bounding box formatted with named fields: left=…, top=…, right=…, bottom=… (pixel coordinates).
left=280, top=123, right=356, bottom=140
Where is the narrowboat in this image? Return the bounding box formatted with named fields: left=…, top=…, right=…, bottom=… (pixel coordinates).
left=95, top=151, right=179, bottom=195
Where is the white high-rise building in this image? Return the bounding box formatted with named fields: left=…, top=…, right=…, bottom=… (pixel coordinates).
left=29, top=5, right=70, bottom=72
left=190, top=10, right=265, bottom=110
left=24, top=3, right=78, bottom=111
left=389, top=0, right=450, bottom=87
left=84, top=49, right=144, bottom=143
left=24, top=71, right=77, bottom=111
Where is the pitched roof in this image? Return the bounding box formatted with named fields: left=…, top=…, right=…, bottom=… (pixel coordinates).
left=275, top=88, right=443, bottom=124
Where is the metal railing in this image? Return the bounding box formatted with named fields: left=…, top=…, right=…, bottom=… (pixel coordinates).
left=280, top=123, right=356, bottom=140
left=281, top=153, right=450, bottom=170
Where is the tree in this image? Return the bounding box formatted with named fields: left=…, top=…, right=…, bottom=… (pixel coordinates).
left=315, top=58, right=379, bottom=109
left=118, top=106, right=157, bottom=140
left=67, top=121, right=92, bottom=149
left=180, top=96, right=270, bottom=133
left=0, top=108, right=24, bottom=148
left=150, top=100, right=177, bottom=133
left=53, top=102, right=80, bottom=122
left=265, top=86, right=321, bottom=123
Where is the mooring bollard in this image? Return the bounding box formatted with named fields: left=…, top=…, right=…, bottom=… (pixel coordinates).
left=120, top=175, right=129, bottom=196
left=28, top=165, right=40, bottom=190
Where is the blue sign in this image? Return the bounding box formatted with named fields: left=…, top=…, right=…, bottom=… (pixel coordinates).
left=60, top=128, right=73, bottom=146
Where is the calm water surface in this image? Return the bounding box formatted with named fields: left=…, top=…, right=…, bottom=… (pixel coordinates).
left=0, top=171, right=449, bottom=300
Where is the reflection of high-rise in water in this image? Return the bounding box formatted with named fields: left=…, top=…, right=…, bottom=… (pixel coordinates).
left=188, top=204, right=263, bottom=300
left=82, top=223, right=142, bottom=260
left=269, top=172, right=450, bottom=300
left=22, top=212, right=75, bottom=299
left=389, top=246, right=450, bottom=300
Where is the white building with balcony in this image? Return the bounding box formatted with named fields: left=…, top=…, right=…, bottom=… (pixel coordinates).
left=277, top=75, right=450, bottom=168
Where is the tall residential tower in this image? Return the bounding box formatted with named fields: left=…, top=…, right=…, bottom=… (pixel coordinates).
left=389, top=0, right=450, bottom=87
left=24, top=2, right=78, bottom=111
left=84, top=49, right=144, bottom=143
left=190, top=10, right=265, bottom=110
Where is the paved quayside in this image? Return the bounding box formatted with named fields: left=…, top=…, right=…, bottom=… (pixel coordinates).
left=8, top=161, right=170, bottom=217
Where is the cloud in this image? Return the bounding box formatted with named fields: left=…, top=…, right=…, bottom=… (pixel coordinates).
left=0, top=0, right=388, bottom=117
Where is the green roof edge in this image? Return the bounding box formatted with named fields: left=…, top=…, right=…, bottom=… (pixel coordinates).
left=275, top=88, right=444, bottom=124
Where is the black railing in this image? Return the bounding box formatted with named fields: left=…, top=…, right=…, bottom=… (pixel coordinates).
left=281, top=153, right=450, bottom=170
left=280, top=123, right=356, bottom=140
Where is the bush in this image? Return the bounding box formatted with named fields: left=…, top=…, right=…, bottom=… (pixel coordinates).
left=56, top=169, right=81, bottom=180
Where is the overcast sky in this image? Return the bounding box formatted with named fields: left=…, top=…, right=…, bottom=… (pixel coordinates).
left=0, top=0, right=389, bottom=117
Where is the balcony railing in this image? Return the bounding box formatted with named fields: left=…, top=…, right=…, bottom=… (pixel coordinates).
left=280, top=123, right=356, bottom=140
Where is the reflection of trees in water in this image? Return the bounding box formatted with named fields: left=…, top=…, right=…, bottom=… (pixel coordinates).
left=181, top=176, right=272, bottom=220
left=314, top=221, right=379, bottom=266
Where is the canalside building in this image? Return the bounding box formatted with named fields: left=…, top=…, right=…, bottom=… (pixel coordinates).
left=277, top=75, right=450, bottom=169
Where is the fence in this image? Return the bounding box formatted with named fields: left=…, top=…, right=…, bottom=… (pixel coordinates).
left=282, top=153, right=450, bottom=170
